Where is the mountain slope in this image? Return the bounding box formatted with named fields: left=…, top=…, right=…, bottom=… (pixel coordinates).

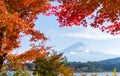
left=100, top=57, right=120, bottom=63
left=59, top=42, right=119, bottom=62
left=60, top=42, right=89, bottom=54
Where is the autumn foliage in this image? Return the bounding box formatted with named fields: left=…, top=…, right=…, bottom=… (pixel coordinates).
left=48, top=0, right=120, bottom=35
left=0, top=0, right=120, bottom=71
left=0, top=0, right=52, bottom=68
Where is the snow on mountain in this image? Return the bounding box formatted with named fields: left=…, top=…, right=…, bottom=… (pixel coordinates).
left=60, top=42, right=90, bottom=54
left=59, top=42, right=118, bottom=62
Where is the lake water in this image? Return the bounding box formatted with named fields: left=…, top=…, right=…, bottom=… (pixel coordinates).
left=6, top=71, right=120, bottom=76
left=75, top=72, right=120, bottom=76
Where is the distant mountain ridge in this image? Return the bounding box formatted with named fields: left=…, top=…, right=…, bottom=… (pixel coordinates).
left=60, top=42, right=89, bottom=54
left=59, top=42, right=119, bottom=62
left=100, top=57, right=120, bottom=63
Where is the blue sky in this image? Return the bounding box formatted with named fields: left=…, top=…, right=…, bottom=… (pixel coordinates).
left=33, top=14, right=120, bottom=56
left=12, top=1, right=120, bottom=62
left=13, top=13, right=120, bottom=62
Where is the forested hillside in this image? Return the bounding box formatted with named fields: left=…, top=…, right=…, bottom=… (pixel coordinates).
left=68, top=62, right=120, bottom=72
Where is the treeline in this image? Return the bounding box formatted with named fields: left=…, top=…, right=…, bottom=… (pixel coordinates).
left=67, top=62, right=120, bottom=72
left=6, top=52, right=74, bottom=76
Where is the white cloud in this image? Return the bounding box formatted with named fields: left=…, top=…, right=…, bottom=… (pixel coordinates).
left=67, top=47, right=90, bottom=55
left=69, top=51, right=78, bottom=54
left=101, top=49, right=120, bottom=56
left=63, top=28, right=120, bottom=40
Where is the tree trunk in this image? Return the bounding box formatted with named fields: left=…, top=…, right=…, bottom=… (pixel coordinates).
left=0, top=56, right=4, bottom=69
left=0, top=26, right=6, bottom=69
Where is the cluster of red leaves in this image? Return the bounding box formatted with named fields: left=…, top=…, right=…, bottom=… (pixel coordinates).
left=48, top=0, right=120, bottom=35
left=46, top=0, right=99, bottom=27
left=102, top=23, right=120, bottom=35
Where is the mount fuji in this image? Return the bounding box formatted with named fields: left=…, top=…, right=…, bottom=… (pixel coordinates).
left=59, top=42, right=118, bottom=62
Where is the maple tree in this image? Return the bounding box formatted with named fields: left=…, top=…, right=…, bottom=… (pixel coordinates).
left=48, top=0, right=120, bottom=35
left=1, top=0, right=119, bottom=71
left=0, top=0, right=52, bottom=69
